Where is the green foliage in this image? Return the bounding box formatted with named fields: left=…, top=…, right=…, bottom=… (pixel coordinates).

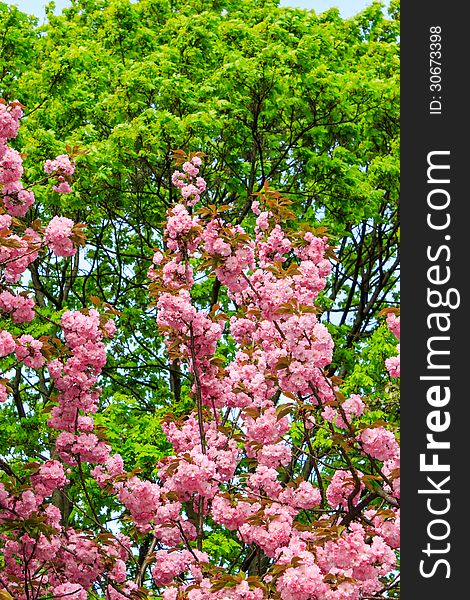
left=0, top=0, right=399, bottom=577
left=0, top=2, right=38, bottom=99
left=202, top=531, right=242, bottom=566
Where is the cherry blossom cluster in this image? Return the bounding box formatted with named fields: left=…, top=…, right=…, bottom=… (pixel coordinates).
left=0, top=470, right=135, bottom=600
left=0, top=100, right=135, bottom=599
left=44, top=153, right=75, bottom=194
left=171, top=154, right=207, bottom=206
left=0, top=99, right=76, bottom=223
left=0, top=138, right=400, bottom=599
left=1, top=103, right=73, bottom=221
left=0, top=307, right=136, bottom=599
left=141, top=154, right=401, bottom=599
left=0, top=100, right=33, bottom=217
left=385, top=312, right=400, bottom=378
left=47, top=308, right=115, bottom=464
left=0, top=303, right=141, bottom=598
left=0, top=99, right=83, bottom=404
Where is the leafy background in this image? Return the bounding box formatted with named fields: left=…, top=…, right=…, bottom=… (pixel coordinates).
left=0, top=0, right=399, bottom=585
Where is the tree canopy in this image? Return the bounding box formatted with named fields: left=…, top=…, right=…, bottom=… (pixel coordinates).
left=0, top=0, right=400, bottom=596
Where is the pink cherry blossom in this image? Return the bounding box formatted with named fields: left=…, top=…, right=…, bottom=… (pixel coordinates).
left=0, top=330, right=15, bottom=357
left=359, top=426, right=399, bottom=462
left=44, top=216, right=76, bottom=257
left=15, top=334, right=45, bottom=369
left=326, top=469, right=364, bottom=508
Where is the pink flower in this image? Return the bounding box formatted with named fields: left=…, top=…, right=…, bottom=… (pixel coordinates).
left=103, top=319, right=117, bottom=338
left=182, top=161, right=199, bottom=177
left=151, top=549, right=193, bottom=586
left=31, top=460, right=68, bottom=499
left=165, top=204, right=199, bottom=247
left=386, top=313, right=400, bottom=340
left=152, top=250, right=164, bottom=264
left=0, top=214, right=12, bottom=229
left=44, top=216, right=76, bottom=257
left=52, top=181, right=72, bottom=194
left=15, top=334, right=45, bottom=369
left=277, top=562, right=328, bottom=600
left=279, top=481, right=322, bottom=510
left=0, top=291, right=35, bottom=322
left=323, top=394, right=365, bottom=429
left=196, top=176, right=206, bottom=192
left=0, top=146, right=23, bottom=184
left=256, top=443, right=292, bottom=468
left=239, top=503, right=294, bottom=558
left=359, top=427, right=399, bottom=462
left=385, top=351, right=400, bottom=378
left=326, top=469, right=364, bottom=508
left=61, top=308, right=101, bottom=347
left=0, top=383, right=9, bottom=403
left=156, top=290, right=196, bottom=330
left=118, top=476, right=163, bottom=530
left=255, top=211, right=270, bottom=231
left=53, top=583, right=87, bottom=600
left=0, top=101, right=22, bottom=140
left=245, top=406, right=290, bottom=445
left=44, top=154, right=75, bottom=177
left=171, top=158, right=205, bottom=207
left=2, top=182, right=35, bottom=216
left=0, top=330, right=15, bottom=357
left=0, top=231, right=39, bottom=282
